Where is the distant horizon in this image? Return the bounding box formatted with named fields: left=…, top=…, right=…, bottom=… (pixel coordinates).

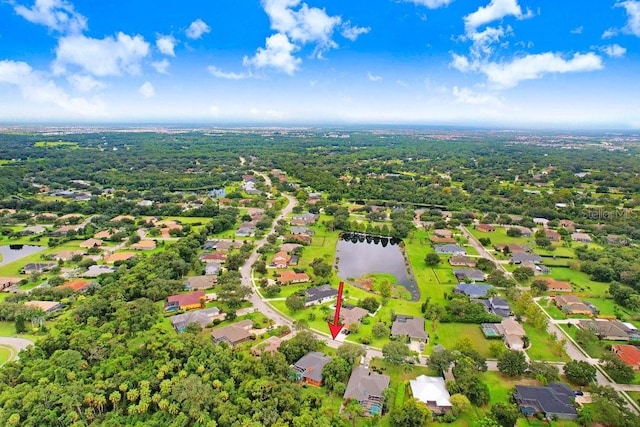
left=1, top=121, right=639, bottom=133
left=2, top=1, right=640, bottom=128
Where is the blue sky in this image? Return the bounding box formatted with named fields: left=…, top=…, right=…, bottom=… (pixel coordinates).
left=1, top=0, right=639, bottom=127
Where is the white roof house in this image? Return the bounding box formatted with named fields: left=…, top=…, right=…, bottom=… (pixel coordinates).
left=409, top=375, right=452, bottom=414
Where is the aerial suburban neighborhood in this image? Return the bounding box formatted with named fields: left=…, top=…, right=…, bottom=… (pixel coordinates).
left=0, top=128, right=638, bottom=427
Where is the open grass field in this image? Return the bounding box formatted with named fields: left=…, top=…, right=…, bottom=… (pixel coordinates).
left=427, top=323, right=493, bottom=357
left=523, top=323, right=570, bottom=362
left=468, top=226, right=533, bottom=247
left=0, top=346, right=12, bottom=365
left=542, top=268, right=610, bottom=297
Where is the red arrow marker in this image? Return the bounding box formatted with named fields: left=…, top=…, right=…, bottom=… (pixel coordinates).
left=328, top=281, right=344, bottom=339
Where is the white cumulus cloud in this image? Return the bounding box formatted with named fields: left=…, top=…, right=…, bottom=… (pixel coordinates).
left=185, top=18, right=211, bottom=39
left=616, top=1, right=640, bottom=36
left=0, top=59, right=102, bottom=115
left=452, top=86, right=502, bottom=105
left=602, top=44, right=627, bottom=57
left=367, top=72, right=382, bottom=82
left=341, top=21, right=370, bottom=41
left=66, top=74, right=105, bottom=92
left=156, top=35, right=177, bottom=56
left=14, top=0, right=87, bottom=34
left=139, top=81, right=155, bottom=98
left=481, top=52, right=603, bottom=88
left=54, top=32, right=150, bottom=77
left=243, top=33, right=301, bottom=75
left=208, top=66, right=250, bottom=80
left=464, top=0, right=532, bottom=33
left=401, top=0, right=453, bottom=8
left=151, top=59, right=170, bottom=74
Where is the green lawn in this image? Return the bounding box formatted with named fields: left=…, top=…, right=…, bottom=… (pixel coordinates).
left=558, top=324, right=623, bottom=359
left=0, top=346, right=12, bottom=364
left=542, top=268, right=610, bottom=297
left=467, top=226, right=532, bottom=247
left=427, top=323, right=493, bottom=357
left=523, top=323, right=570, bottom=362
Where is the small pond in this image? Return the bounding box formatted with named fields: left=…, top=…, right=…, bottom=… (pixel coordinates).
left=0, top=245, right=46, bottom=267
left=335, top=233, right=419, bottom=301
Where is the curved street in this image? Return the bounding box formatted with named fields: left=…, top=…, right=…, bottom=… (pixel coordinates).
left=0, top=337, right=34, bottom=365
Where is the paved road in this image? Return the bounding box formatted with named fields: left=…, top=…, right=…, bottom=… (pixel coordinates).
left=533, top=297, right=640, bottom=412
left=240, top=174, right=385, bottom=359
left=458, top=225, right=510, bottom=276
left=0, top=337, right=34, bottom=364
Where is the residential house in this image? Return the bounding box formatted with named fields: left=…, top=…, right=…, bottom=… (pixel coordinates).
left=533, top=218, right=549, bottom=227
left=132, top=240, right=156, bottom=250
left=286, top=234, right=313, bottom=244
left=291, top=212, right=318, bottom=226
left=433, top=244, right=466, bottom=255
left=478, top=297, right=512, bottom=318
left=578, top=320, right=640, bottom=341
left=94, top=230, right=112, bottom=239
left=251, top=336, right=284, bottom=356
left=430, top=236, right=456, bottom=244
left=236, top=225, right=256, bottom=237
left=280, top=243, right=302, bottom=253
left=391, top=315, right=428, bottom=342
left=292, top=352, right=332, bottom=386
left=340, top=306, right=369, bottom=326
left=290, top=226, right=314, bottom=235
left=545, top=229, right=561, bottom=242
left=204, top=262, right=222, bottom=276
left=434, top=229, right=453, bottom=238
left=511, top=253, right=543, bottom=265
left=211, top=319, right=253, bottom=347
left=499, top=317, right=526, bottom=350
left=453, top=268, right=485, bottom=282
left=20, top=225, right=47, bottom=235
left=170, top=307, right=224, bottom=332
left=454, top=283, right=492, bottom=298
left=105, top=252, right=136, bottom=263
left=522, top=261, right=551, bottom=275
left=137, top=200, right=153, bottom=207
left=448, top=255, right=477, bottom=268
left=571, top=232, right=592, bottom=243
left=343, top=367, right=390, bottom=416
left=271, top=251, right=292, bottom=269
left=200, top=252, right=227, bottom=263
left=60, top=279, right=93, bottom=293
left=51, top=250, right=83, bottom=262
left=185, top=275, right=217, bottom=291
left=409, top=375, right=452, bottom=414
left=277, top=271, right=310, bottom=285
left=559, top=220, right=575, bottom=231
left=209, top=188, right=226, bottom=198
left=111, top=215, right=135, bottom=223
left=495, top=244, right=531, bottom=253
left=164, top=290, right=206, bottom=312
left=304, top=285, right=338, bottom=307
left=515, top=226, right=533, bottom=237
left=80, top=238, right=103, bottom=249
left=24, top=300, right=62, bottom=314
left=0, top=277, right=22, bottom=291
left=611, top=345, right=640, bottom=370
left=540, top=278, right=572, bottom=292
left=514, top=384, right=578, bottom=420
left=476, top=224, right=495, bottom=232
left=82, top=265, right=115, bottom=278
left=21, top=263, right=56, bottom=274
left=555, top=295, right=596, bottom=316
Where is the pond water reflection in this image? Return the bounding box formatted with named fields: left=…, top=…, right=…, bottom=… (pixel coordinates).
left=0, top=245, right=46, bottom=267
left=335, top=233, right=419, bottom=301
